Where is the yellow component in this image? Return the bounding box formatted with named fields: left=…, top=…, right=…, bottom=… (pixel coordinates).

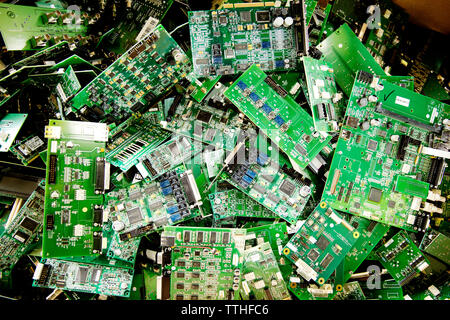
left=168, top=67, right=173, bottom=72
left=283, top=248, right=290, bottom=255
left=237, top=25, right=243, bottom=31
left=248, top=44, right=253, bottom=50
left=109, top=81, right=113, bottom=85
left=336, top=284, right=343, bottom=291
left=320, top=201, right=327, bottom=208
left=198, top=51, right=203, bottom=55
left=290, top=282, right=297, bottom=289
left=318, top=278, right=325, bottom=285
left=82, top=207, right=88, bottom=213
left=100, top=148, right=105, bottom=152
left=146, top=85, right=152, bottom=90
left=353, top=231, right=360, bottom=238
left=158, top=74, right=163, bottom=78
left=174, top=79, right=178, bottom=83
left=246, top=25, right=253, bottom=31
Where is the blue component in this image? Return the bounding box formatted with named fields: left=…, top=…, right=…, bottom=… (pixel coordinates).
left=249, top=92, right=259, bottom=102
left=275, top=60, right=284, bottom=68
left=246, top=169, right=256, bottom=178
left=262, top=104, right=272, bottom=115
left=237, top=81, right=247, bottom=90
left=274, top=115, right=285, bottom=126
left=257, top=153, right=269, bottom=166
left=170, top=213, right=182, bottom=222
left=162, top=186, right=173, bottom=196
left=167, top=205, right=179, bottom=214
left=239, top=181, right=250, bottom=189
left=262, top=41, right=271, bottom=49
left=242, top=175, right=253, bottom=184
left=160, top=180, right=170, bottom=188
left=213, top=57, right=223, bottom=64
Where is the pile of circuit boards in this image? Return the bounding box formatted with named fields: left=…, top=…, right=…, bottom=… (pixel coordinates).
left=0, top=0, right=449, bottom=301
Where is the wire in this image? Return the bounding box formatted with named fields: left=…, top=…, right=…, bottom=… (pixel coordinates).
left=169, top=21, right=189, bottom=35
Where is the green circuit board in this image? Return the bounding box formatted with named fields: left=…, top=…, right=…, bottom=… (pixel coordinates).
left=419, top=229, right=450, bottom=265
left=105, top=165, right=202, bottom=241
left=42, top=120, right=109, bottom=258
left=224, top=64, right=332, bottom=169
left=302, top=56, right=345, bottom=133
left=321, top=72, right=449, bottom=232
left=282, top=201, right=359, bottom=284
left=317, top=23, right=386, bottom=96
left=11, top=134, right=47, bottom=166
left=240, top=241, right=291, bottom=300
left=334, top=215, right=390, bottom=287
left=134, top=136, right=203, bottom=181
left=106, top=113, right=170, bottom=172
left=70, top=24, right=191, bottom=123
left=188, top=4, right=298, bottom=77
left=408, top=281, right=450, bottom=300
left=0, top=181, right=45, bottom=272
left=0, top=113, right=28, bottom=152
left=361, top=279, right=404, bottom=300
left=221, top=142, right=315, bottom=224
left=32, top=258, right=134, bottom=297
left=186, top=74, right=222, bottom=102
left=333, top=281, right=366, bottom=300
left=159, top=226, right=246, bottom=300
left=375, top=230, right=430, bottom=286
left=209, top=189, right=278, bottom=220
left=0, top=3, right=90, bottom=50
left=161, top=96, right=254, bottom=152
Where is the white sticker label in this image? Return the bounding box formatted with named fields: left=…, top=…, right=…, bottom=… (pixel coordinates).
left=395, top=96, right=410, bottom=107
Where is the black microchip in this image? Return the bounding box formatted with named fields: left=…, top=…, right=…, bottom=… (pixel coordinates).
left=176, top=295, right=184, bottom=300
left=183, top=231, right=191, bottom=242
left=191, top=283, right=199, bottom=290
left=320, top=254, right=334, bottom=269
left=177, top=260, right=186, bottom=267
left=13, top=230, right=30, bottom=243
left=367, top=140, right=378, bottom=151
left=368, top=187, right=383, bottom=203
left=210, top=231, right=217, bottom=243
left=196, top=110, right=212, bottom=123
left=279, top=180, right=296, bottom=197
left=197, top=231, right=204, bottom=243
left=192, top=272, right=200, bottom=278
left=46, top=215, right=54, bottom=230
left=388, top=200, right=396, bottom=208
left=176, top=283, right=184, bottom=290
left=19, top=217, right=39, bottom=232
left=267, top=193, right=280, bottom=204
left=255, top=10, right=270, bottom=22
left=294, top=143, right=307, bottom=156
left=223, top=232, right=230, bottom=244
left=316, top=235, right=330, bottom=251
left=176, top=272, right=185, bottom=278
left=307, top=249, right=320, bottom=262
left=127, top=207, right=143, bottom=225
left=346, top=116, right=359, bottom=128
left=192, top=261, right=201, bottom=268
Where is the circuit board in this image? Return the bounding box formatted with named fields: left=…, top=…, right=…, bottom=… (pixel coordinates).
left=0, top=181, right=45, bottom=271
left=42, top=120, right=109, bottom=258
left=0, top=113, right=28, bottom=152
left=0, top=3, right=91, bottom=50
left=375, top=230, right=430, bottom=286
left=186, top=74, right=222, bottom=102
left=321, top=72, right=449, bottom=232
left=361, top=279, right=404, bottom=300
left=32, top=258, right=134, bottom=297
left=221, top=142, right=315, bottom=224
left=161, top=96, right=254, bottom=152
left=302, top=56, right=345, bottom=132
left=317, top=23, right=386, bottom=96
left=101, top=219, right=141, bottom=264
left=334, top=215, right=390, bottom=287
left=104, top=165, right=202, bottom=241
left=419, top=229, right=450, bottom=265
left=209, top=189, right=278, bottom=220
left=70, top=24, right=191, bottom=123
left=159, top=226, right=246, bottom=300
left=189, top=4, right=298, bottom=76
left=224, top=64, right=332, bottom=169
left=134, top=136, right=203, bottom=181
left=282, top=201, right=359, bottom=284
left=106, top=113, right=171, bottom=172
left=240, top=241, right=291, bottom=300
left=333, top=281, right=366, bottom=300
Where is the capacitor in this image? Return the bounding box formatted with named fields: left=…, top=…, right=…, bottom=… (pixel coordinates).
left=368, top=95, right=378, bottom=102
left=273, top=17, right=284, bottom=28
left=390, top=135, right=400, bottom=142
left=112, top=220, right=125, bottom=232
left=114, top=249, right=122, bottom=256
left=172, top=49, right=184, bottom=63
left=300, top=186, right=311, bottom=197
left=360, top=121, right=370, bottom=130
left=283, top=16, right=293, bottom=27
left=358, top=97, right=369, bottom=107
left=370, top=119, right=381, bottom=126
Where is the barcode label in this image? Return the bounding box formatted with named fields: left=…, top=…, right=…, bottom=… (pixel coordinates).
left=135, top=17, right=159, bottom=42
